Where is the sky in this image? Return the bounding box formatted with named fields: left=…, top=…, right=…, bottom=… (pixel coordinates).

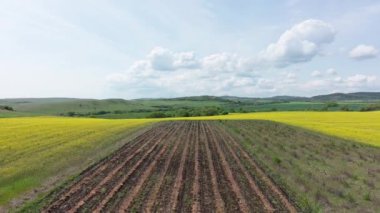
left=0, top=0, right=379, bottom=99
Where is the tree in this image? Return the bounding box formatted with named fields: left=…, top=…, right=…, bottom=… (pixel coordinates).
left=67, top=112, right=76, bottom=116
left=147, top=112, right=168, bottom=118
left=326, top=102, right=339, bottom=108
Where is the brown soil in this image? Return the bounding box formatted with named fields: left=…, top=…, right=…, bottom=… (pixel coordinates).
left=44, top=121, right=298, bottom=213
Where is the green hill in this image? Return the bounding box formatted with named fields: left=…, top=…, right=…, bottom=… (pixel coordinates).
left=0, top=92, right=379, bottom=118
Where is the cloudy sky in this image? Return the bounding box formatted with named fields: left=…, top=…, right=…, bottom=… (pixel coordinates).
left=1, top=0, right=379, bottom=99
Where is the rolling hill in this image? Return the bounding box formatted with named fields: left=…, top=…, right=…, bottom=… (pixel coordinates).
left=0, top=92, right=379, bottom=118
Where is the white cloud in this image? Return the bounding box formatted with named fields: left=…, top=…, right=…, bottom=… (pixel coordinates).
left=201, top=53, right=248, bottom=73
left=260, top=19, right=335, bottom=67
left=257, top=79, right=276, bottom=90
left=326, top=68, right=337, bottom=75
left=282, top=72, right=297, bottom=83
left=174, top=51, right=199, bottom=69
left=147, top=47, right=200, bottom=71
left=302, top=73, right=377, bottom=92
left=311, top=70, right=322, bottom=77
left=107, top=47, right=263, bottom=98
left=349, top=45, right=378, bottom=60
left=310, top=68, right=337, bottom=78
left=345, top=74, right=376, bottom=87
left=333, top=76, right=343, bottom=83
left=107, top=46, right=379, bottom=98
left=147, top=47, right=175, bottom=70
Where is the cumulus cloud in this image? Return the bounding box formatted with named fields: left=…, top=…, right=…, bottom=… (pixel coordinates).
left=349, top=45, right=378, bottom=60
left=107, top=44, right=378, bottom=98
left=107, top=47, right=264, bottom=98
left=260, top=19, right=335, bottom=67
left=345, top=74, right=377, bottom=87
left=326, top=68, right=337, bottom=75
left=257, top=79, right=276, bottom=90
left=147, top=47, right=200, bottom=71
left=311, top=70, right=322, bottom=77
left=201, top=52, right=251, bottom=73
left=302, top=72, right=377, bottom=92
left=311, top=68, right=337, bottom=78
left=282, top=72, right=297, bottom=84
left=174, top=51, right=199, bottom=69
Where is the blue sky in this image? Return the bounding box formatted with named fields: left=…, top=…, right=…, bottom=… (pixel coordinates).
left=0, top=0, right=379, bottom=99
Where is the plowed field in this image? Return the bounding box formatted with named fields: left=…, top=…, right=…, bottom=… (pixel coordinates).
left=44, top=121, right=297, bottom=212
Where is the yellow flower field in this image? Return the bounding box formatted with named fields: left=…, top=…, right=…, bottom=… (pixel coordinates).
left=172, top=111, right=380, bottom=147
left=227, top=111, right=380, bottom=147
left=0, top=117, right=153, bottom=207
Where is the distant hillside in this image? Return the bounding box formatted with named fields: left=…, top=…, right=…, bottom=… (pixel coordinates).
left=311, top=92, right=380, bottom=101
left=0, top=98, right=142, bottom=114
left=0, top=92, right=379, bottom=118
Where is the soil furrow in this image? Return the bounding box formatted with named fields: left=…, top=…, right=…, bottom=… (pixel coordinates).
left=213, top=124, right=275, bottom=212
left=115, top=125, right=175, bottom=212
left=142, top=124, right=184, bottom=212
left=168, top=121, right=193, bottom=212
left=45, top=125, right=168, bottom=212
left=191, top=121, right=201, bottom=213
left=203, top=123, right=242, bottom=212
left=197, top=122, right=215, bottom=211
left=205, top=122, right=250, bottom=213
left=86, top=122, right=180, bottom=212
left=102, top=122, right=186, bottom=212
left=220, top=122, right=297, bottom=213
left=151, top=121, right=189, bottom=212
left=43, top=121, right=298, bottom=213
left=43, top=125, right=162, bottom=211
left=176, top=121, right=196, bottom=212
left=66, top=124, right=176, bottom=212
left=200, top=122, right=226, bottom=213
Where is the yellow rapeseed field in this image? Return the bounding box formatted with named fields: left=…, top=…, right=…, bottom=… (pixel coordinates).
left=1, top=111, right=379, bottom=208
left=172, top=111, right=380, bottom=147
left=0, top=117, right=153, bottom=207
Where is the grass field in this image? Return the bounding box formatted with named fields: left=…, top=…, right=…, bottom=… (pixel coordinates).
left=0, top=117, right=153, bottom=208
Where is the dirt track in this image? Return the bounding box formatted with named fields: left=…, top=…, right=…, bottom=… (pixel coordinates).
left=44, top=121, right=297, bottom=213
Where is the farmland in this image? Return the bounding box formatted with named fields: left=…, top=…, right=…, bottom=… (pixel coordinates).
left=223, top=111, right=380, bottom=147
left=220, top=120, right=380, bottom=212
left=2, top=0, right=379, bottom=212
left=42, top=121, right=297, bottom=212
left=1, top=111, right=380, bottom=211
left=18, top=120, right=378, bottom=212
left=0, top=117, right=153, bottom=208
left=172, top=111, right=380, bottom=147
